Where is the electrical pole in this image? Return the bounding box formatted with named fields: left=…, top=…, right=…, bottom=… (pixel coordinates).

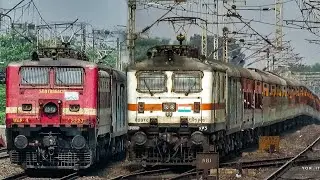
left=82, top=23, right=86, bottom=52
left=275, top=0, right=283, bottom=50
left=116, top=37, right=121, bottom=70
left=201, top=1, right=208, bottom=57
left=127, top=0, right=136, bottom=65
left=223, top=27, right=228, bottom=63
left=213, top=0, right=219, bottom=60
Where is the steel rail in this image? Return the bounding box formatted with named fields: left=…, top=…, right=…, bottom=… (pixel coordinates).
left=265, top=135, right=320, bottom=180
left=59, top=172, right=80, bottom=180
left=167, top=168, right=196, bottom=180
left=110, top=168, right=171, bottom=180
left=3, top=172, right=28, bottom=180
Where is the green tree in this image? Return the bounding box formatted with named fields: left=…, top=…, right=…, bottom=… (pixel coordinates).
left=0, top=34, right=34, bottom=66
left=135, top=37, right=171, bottom=62
left=189, top=34, right=246, bottom=66
left=288, top=63, right=320, bottom=72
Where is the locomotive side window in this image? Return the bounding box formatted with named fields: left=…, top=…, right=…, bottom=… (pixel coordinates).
left=172, top=71, right=203, bottom=93
left=55, top=67, right=84, bottom=86
left=137, top=72, right=166, bottom=93
left=20, top=67, right=49, bottom=85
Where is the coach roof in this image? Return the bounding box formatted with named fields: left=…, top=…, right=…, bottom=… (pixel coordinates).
left=8, top=58, right=97, bottom=68
left=127, top=55, right=214, bottom=71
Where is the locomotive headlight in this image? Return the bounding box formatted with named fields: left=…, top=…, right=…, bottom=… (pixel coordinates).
left=71, top=135, right=86, bottom=150
left=169, top=104, right=176, bottom=111
left=163, top=104, right=169, bottom=111
left=162, top=102, right=176, bottom=112
left=43, top=102, right=58, bottom=114
left=191, top=131, right=205, bottom=145
left=133, top=131, right=147, bottom=145
left=14, top=135, right=28, bottom=149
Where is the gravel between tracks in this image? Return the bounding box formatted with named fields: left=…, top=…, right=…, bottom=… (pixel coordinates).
left=219, top=124, right=320, bottom=180
left=78, top=160, right=140, bottom=180
left=0, top=158, right=24, bottom=179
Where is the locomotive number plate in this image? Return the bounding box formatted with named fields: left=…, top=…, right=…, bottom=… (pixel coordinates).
left=12, top=118, right=29, bottom=123
left=196, top=152, right=219, bottom=170
left=68, top=118, right=85, bottom=124
left=135, top=118, right=149, bottom=123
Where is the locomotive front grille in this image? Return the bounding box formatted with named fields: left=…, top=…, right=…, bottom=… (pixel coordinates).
left=10, top=150, right=92, bottom=169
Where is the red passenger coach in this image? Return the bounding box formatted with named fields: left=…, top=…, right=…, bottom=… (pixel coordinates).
left=5, top=48, right=127, bottom=170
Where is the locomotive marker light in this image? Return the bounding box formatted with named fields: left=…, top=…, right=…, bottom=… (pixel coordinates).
left=22, top=104, right=32, bottom=111
left=133, top=131, right=147, bottom=145
left=69, top=104, right=80, bottom=112
left=14, top=135, right=28, bottom=149
left=71, top=135, right=86, bottom=150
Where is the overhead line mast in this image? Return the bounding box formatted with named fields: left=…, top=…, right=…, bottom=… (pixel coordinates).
left=127, top=0, right=136, bottom=65
left=275, top=0, right=283, bottom=50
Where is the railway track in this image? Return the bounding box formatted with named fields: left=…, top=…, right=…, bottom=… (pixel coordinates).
left=3, top=171, right=79, bottom=180
left=265, top=135, right=320, bottom=180
left=221, top=155, right=320, bottom=169
left=110, top=167, right=196, bottom=180
left=59, top=172, right=80, bottom=180
left=3, top=172, right=28, bottom=180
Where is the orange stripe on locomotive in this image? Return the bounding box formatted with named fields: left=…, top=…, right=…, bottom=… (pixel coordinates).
left=127, top=103, right=225, bottom=111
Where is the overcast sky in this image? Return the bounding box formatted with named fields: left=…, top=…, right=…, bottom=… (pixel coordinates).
left=1, top=0, right=320, bottom=68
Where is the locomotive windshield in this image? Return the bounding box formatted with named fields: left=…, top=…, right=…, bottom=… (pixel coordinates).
left=19, top=67, right=84, bottom=86
left=55, top=67, right=84, bottom=86
left=172, top=71, right=202, bottom=93
left=20, top=67, right=50, bottom=85
left=137, top=72, right=166, bottom=93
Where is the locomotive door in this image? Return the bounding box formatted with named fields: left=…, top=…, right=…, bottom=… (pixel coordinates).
left=115, top=83, right=124, bottom=132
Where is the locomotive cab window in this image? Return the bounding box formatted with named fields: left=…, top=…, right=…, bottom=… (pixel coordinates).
left=172, top=71, right=203, bottom=93
left=20, top=67, right=50, bottom=86
left=55, top=67, right=84, bottom=86
left=136, top=71, right=167, bottom=93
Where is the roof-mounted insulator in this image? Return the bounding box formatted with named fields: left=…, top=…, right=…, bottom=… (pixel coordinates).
left=177, top=33, right=185, bottom=45
left=31, top=51, right=39, bottom=61
left=51, top=50, right=58, bottom=60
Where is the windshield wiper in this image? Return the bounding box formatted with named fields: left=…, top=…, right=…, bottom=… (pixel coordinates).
left=56, top=77, right=69, bottom=87
left=185, top=81, right=197, bottom=96
left=143, top=79, right=154, bottom=96
left=22, top=77, right=35, bottom=87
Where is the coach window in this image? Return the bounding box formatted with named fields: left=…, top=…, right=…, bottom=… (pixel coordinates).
left=20, top=67, right=50, bottom=86
left=55, top=67, right=84, bottom=86
left=106, top=78, right=111, bottom=108
left=137, top=71, right=167, bottom=93
left=172, top=71, right=203, bottom=94
left=255, top=81, right=262, bottom=109
left=263, top=83, right=268, bottom=96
